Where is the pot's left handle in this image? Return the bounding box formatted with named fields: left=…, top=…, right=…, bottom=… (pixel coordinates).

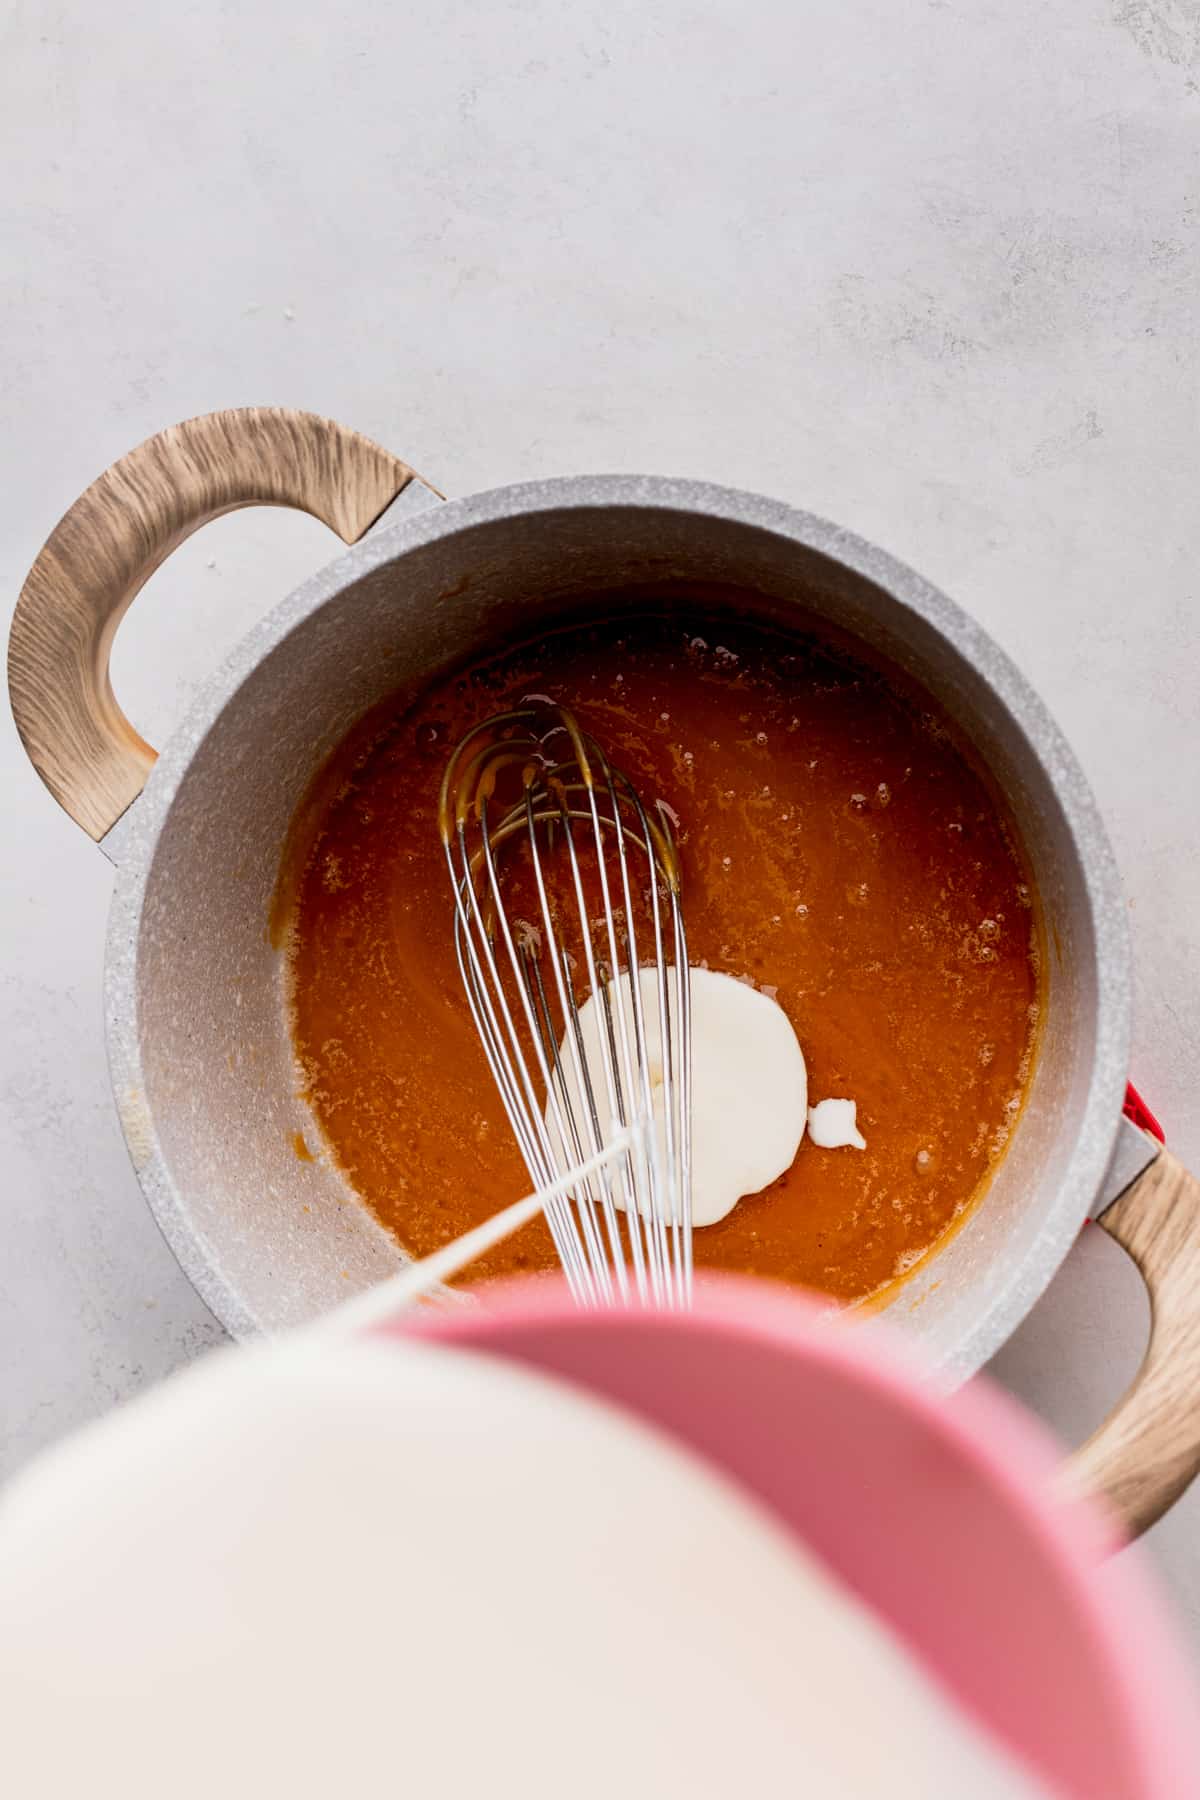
left=1060, top=1144, right=1200, bottom=1539
left=8, top=407, right=434, bottom=841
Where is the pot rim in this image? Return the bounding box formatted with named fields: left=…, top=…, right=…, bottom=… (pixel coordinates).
left=103, top=473, right=1132, bottom=1368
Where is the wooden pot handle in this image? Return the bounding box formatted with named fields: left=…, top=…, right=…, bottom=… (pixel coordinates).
left=1060, top=1145, right=1200, bottom=1539
left=8, top=407, right=427, bottom=840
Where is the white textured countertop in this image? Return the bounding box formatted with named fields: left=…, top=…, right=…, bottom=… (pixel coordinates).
left=3, top=0, right=1198, bottom=1643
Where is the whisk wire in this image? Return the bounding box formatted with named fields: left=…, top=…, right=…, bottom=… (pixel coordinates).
left=552, top=778, right=658, bottom=1302
left=596, top=761, right=667, bottom=1301
left=628, top=780, right=691, bottom=1307
left=524, top=807, right=634, bottom=1304
left=447, top=829, right=596, bottom=1305
left=439, top=700, right=693, bottom=1307
left=477, top=800, right=612, bottom=1305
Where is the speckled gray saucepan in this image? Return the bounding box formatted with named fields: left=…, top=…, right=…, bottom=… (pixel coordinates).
left=10, top=408, right=1200, bottom=1537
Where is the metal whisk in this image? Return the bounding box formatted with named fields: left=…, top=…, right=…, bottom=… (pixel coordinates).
left=439, top=699, right=692, bottom=1307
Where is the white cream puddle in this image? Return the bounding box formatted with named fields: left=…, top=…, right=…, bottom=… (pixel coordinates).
left=550, top=967, right=863, bottom=1227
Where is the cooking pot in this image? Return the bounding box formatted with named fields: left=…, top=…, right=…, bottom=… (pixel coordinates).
left=10, top=406, right=1200, bottom=1536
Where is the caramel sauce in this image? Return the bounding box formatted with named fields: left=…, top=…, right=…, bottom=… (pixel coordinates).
left=291, top=1131, right=315, bottom=1163
left=281, top=609, right=1039, bottom=1303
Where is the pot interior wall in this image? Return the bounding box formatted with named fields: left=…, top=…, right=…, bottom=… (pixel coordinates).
left=133, top=499, right=1100, bottom=1366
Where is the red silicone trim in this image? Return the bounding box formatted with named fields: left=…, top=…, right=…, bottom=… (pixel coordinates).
left=1124, top=1082, right=1165, bottom=1144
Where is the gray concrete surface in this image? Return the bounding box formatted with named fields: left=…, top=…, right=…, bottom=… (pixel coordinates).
left=3, top=0, right=1198, bottom=1642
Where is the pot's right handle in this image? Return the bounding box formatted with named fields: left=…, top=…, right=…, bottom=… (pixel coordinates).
left=1061, top=1144, right=1200, bottom=1539
left=8, top=407, right=434, bottom=841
